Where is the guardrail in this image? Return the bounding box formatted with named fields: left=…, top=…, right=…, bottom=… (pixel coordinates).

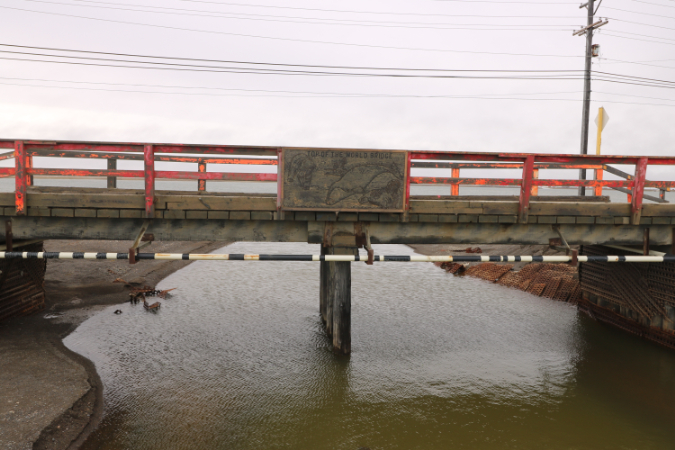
left=1, top=140, right=674, bottom=225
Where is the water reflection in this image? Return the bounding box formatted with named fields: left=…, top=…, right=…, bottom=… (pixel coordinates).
left=65, top=243, right=675, bottom=450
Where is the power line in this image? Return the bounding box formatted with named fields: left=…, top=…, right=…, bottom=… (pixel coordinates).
left=0, top=81, right=584, bottom=99
left=608, top=17, right=675, bottom=32
left=3, top=44, right=673, bottom=88
left=20, top=0, right=576, bottom=31
left=0, top=43, right=582, bottom=73
left=604, top=30, right=675, bottom=43
left=594, top=71, right=675, bottom=86
left=431, top=0, right=570, bottom=3
left=119, top=0, right=582, bottom=17
left=602, top=32, right=675, bottom=46
left=5, top=74, right=673, bottom=103
left=2, top=79, right=673, bottom=106
left=0, top=5, right=583, bottom=57
left=604, top=5, right=675, bottom=19
left=630, top=0, right=675, bottom=9
left=24, top=0, right=582, bottom=25
left=3, top=48, right=675, bottom=89
left=600, top=57, right=675, bottom=70
left=0, top=55, right=586, bottom=80
left=0, top=75, right=585, bottom=97
left=4, top=55, right=674, bottom=90
left=594, top=77, right=675, bottom=89
left=594, top=90, right=675, bottom=102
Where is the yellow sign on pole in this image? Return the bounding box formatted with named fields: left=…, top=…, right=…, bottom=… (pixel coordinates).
left=594, top=107, right=609, bottom=155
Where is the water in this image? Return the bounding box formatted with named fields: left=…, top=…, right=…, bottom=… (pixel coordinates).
left=64, top=242, right=675, bottom=450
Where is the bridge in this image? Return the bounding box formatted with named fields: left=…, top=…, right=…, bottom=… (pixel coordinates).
left=1, top=139, right=675, bottom=353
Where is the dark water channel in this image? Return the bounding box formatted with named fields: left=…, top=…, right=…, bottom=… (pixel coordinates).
left=64, top=243, right=675, bottom=450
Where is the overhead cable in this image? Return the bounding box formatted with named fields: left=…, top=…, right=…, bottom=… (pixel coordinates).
left=0, top=43, right=580, bottom=72
left=608, top=17, right=675, bottom=31
left=601, top=57, right=675, bottom=70
left=2, top=80, right=673, bottom=106
left=5, top=75, right=674, bottom=103
left=631, top=0, right=675, bottom=9
left=602, top=32, right=675, bottom=46
left=603, top=30, right=675, bottom=43
left=0, top=5, right=583, bottom=57
left=21, top=0, right=581, bottom=28
left=605, top=5, right=675, bottom=19
left=0, top=55, right=586, bottom=80
left=0, top=75, right=584, bottom=97
left=70, top=0, right=584, bottom=17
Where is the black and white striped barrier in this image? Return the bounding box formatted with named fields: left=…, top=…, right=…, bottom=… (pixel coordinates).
left=1, top=252, right=674, bottom=263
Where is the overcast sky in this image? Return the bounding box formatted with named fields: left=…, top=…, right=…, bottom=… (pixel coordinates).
left=0, top=0, right=674, bottom=179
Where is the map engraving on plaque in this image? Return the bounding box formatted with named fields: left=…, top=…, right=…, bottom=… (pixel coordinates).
left=282, top=149, right=407, bottom=212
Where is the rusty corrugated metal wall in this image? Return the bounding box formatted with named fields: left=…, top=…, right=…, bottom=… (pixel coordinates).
left=580, top=245, right=675, bottom=349
left=0, top=242, right=46, bottom=322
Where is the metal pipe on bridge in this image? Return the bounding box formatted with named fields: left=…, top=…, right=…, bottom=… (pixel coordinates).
left=1, top=252, right=674, bottom=263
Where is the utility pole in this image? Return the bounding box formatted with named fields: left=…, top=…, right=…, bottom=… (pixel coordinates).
left=574, top=1, right=607, bottom=196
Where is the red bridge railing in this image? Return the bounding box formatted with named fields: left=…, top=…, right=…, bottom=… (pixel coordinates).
left=1, top=140, right=673, bottom=224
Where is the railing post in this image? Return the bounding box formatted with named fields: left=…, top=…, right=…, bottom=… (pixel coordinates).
left=198, top=160, right=206, bottom=192
left=451, top=167, right=460, bottom=196
left=631, top=157, right=648, bottom=225
left=405, top=152, right=412, bottom=211
left=276, top=149, right=284, bottom=220
left=26, top=155, right=33, bottom=187
left=594, top=165, right=603, bottom=197
left=659, top=189, right=666, bottom=201
left=14, top=141, right=26, bottom=216
left=518, top=155, right=535, bottom=224
left=144, top=145, right=155, bottom=219
left=107, top=158, right=117, bottom=189
left=531, top=168, right=539, bottom=196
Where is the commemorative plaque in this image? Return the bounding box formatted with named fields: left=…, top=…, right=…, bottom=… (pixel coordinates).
left=280, top=148, right=408, bottom=212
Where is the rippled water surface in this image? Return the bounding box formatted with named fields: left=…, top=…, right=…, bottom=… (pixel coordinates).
left=65, top=243, right=675, bottom=450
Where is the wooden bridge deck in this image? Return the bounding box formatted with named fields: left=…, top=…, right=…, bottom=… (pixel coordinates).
left=2, top=186, right=675, bottom=224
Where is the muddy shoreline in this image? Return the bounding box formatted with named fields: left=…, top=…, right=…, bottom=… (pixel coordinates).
left=0, top=240, right=225, bottom=450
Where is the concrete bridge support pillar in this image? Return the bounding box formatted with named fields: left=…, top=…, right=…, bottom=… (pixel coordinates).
left=321, top=246, right=357, bottom=355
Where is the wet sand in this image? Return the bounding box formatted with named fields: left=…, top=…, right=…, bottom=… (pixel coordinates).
left=0, top=240, right=223, bottom=450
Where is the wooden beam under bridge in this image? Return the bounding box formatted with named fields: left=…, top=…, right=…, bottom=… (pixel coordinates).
left=3, top=216, right=674, bottom=246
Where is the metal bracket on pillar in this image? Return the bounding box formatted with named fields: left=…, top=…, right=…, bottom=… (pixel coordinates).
left=354, top=222, right=374, bottom=265
left=364, top=226, right=374, bottom=265
left=552, top=225, right=571, bottom=253
left=129, top=220, right=152, bottom=264
left=552, top=225, right=578, bottom=266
